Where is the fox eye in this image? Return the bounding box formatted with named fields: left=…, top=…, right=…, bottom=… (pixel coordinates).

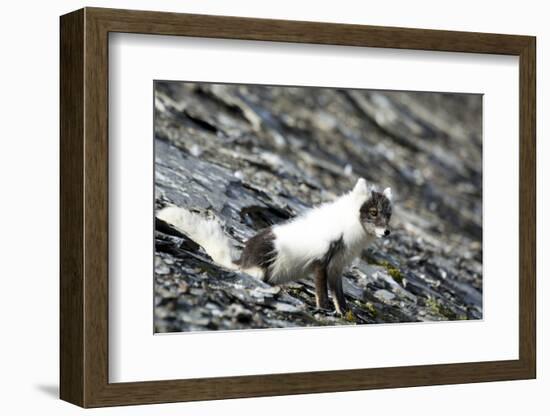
left=369, top=208, right=378, bottom=217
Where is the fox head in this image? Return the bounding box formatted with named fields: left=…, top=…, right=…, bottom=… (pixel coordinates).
left=353, top=178, right=393, bottom=238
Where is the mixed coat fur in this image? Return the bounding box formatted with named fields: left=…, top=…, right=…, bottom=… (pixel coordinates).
left=157, top=178, right=393, bottom=315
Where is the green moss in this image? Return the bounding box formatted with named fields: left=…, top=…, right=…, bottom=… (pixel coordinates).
left=354, top=300, right=378, bottom=318
left=286, top=287, right=303, bottom=297
left=365, top=302, right=378, bottom=318
left=425, top=296, right=459, bottom=320
left=387, top=267, right=404, bottom=284
left=365, top=255, right=404, bottom=285
left=375, top=260, right=404, bottom=285
left=425, top=296, right=440, bottom=314
left=344, top=310, right=357, bottom=323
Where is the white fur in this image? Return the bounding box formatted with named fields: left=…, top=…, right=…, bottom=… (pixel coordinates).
left=157, top=178, right=383, bottom=285
left=156, top=206, right=238, bottom=270
left=268, top=179, right=375, bottom=284
left=156, top=206, right=265, bottom=279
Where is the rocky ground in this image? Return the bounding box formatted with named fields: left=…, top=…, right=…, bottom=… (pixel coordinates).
left=153, top=81, right=482, bottom=333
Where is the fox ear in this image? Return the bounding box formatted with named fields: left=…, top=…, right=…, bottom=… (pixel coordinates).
left=383, top=187, right=393, bottom=201
left=353, top=178, right=369, bottom=197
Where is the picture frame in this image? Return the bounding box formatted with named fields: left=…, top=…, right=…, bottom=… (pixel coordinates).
left=60, top=7, right=536, bottom=408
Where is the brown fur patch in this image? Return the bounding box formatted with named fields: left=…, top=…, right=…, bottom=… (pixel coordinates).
left=238, top=228, right=276, bottom=281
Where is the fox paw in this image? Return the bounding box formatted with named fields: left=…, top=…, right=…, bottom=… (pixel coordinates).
left=312, top=306, right=334, bottom=315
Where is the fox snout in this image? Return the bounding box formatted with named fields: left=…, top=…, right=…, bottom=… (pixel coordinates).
left=374, top=226, right=391, bottom=238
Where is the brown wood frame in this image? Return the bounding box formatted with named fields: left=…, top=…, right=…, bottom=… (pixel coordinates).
left=60, top=7, right=536, bottom=408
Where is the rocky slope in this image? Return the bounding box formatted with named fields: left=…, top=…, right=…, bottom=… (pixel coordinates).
left=153, top=81, right=482, bottom=332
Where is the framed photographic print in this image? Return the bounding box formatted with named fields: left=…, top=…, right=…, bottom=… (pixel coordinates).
left=60, top=7, right=536, bottom=408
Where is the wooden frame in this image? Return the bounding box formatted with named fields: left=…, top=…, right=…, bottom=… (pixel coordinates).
left=60, top=7, right=536, bottom=408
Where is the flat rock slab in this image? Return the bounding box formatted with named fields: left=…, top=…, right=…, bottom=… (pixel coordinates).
left=154, top=82, right=483, bottom=332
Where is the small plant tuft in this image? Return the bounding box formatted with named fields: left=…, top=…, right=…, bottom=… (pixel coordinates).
left=425, top=296, right=459, bottom=320
left=344, top=310, right=357, bottom=323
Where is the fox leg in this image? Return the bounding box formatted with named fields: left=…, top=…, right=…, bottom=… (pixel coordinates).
left=328, top=271, right=348, bottom=315
left=314, top=263, right=331, bottom=310
left=321, top=236, right=347, bottom=315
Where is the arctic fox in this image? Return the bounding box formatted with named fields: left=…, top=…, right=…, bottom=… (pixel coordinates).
left=157, top=178, right=392, bottom=315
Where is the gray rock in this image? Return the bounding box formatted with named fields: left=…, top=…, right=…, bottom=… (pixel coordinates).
left=374, top=289, right=397, bottom=304
left=153, top=81, right=483, bottom=332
